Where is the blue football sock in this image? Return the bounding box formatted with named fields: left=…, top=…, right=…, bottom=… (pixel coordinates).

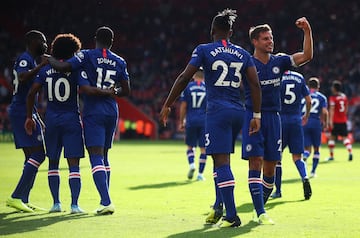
left=103, top=154, right=110, bottom=188
left=187, top=149, right=195, bottom=166
left=12, top=151, right=45, bottom=202
left=295, top=159, right=308, bottom=180
left=311, top=151, right=320, bottom=173
left=90, top=154, right=111, bottom=206
left=248, top=170, right=265, bottom=216
left=198, top=153, right=207, bottom=174
left=303, top=150, right=310, bottom=160
left=274, top=163, right=282, bottom=194
left=212, top=169, right=223, bottom=209
left=69, top=165, right=81, bottom=206
left=262, top=175, right=274, bottom=205
left=48, top=161, right=60, bottom=204
left=216, top=165, right=236, bottom=219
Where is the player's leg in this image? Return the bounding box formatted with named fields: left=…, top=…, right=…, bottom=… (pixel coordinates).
left=205, top=167, right=223, bottom=224
left=185, top=126, right=196, bottom=179
left=339, top=123, right=353, bottom=161
left=303, top=127, right=312, bottom=162
left=83, top=115, right=112, bottom=214
left=205, top=108, right=242, bottom=227
left=45, top=123, right=63, bottom=212
left=67, top=158, right=84, bottom=213
left=327, top=125, right=337, bottom=161
left=272, top=121, right=289, bottom=199
left=7, top=114, right=45, bottom=212
left=103, top=115, right=118, bottom=189
left=63, top=118, right=85, bottom=213
left=310, top=126, right=322, bottom=177
left=242, top=110, right=269, bottom=223
left=271, top=161, right=282, bottom=198
left=103, top=149, right=111, bottom=187
left=343, top=138, right=353, bottom=161
left=197, top=126, right=207, bottom=181
left=262, top=112, right=282, bottom=206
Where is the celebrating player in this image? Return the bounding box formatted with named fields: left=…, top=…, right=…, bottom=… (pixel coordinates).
left=272, top=70, right=312, bottom=200
left=178, top=68, right=207, bottom=181
left=243, top=17, right=313, bottom=224
left=25, top=33, right=116, bottom=213
left=327, top=80, right=353, bottom=161
left=6, top=30, right=48, bottom=213
left=48, top=27, right=131, bottom=215
left=160, top=9, right=261, bottom=228
left=302, top=77, right=329, bottom=177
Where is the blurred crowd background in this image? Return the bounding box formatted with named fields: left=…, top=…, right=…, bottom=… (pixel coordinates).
left=0, top=0, right=359, bottom=140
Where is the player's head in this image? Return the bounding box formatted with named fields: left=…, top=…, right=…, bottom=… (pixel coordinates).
left=210, top=9, right=237, bottom=41
left=25, top=30, right=47, bottom=56
left=249, top=24, right=273, bottom=53
left=51, top=33, right=82, bottom=60
left=308, top=77, right=320, bottom=90
left=331, top=80, right=342, bottom=93
left=193, top=68, right=204, bottom=82
left=95, top=26, right=114, bottom=49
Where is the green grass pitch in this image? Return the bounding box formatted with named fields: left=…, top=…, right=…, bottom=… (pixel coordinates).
left=0, top=140, right=359, bottom=238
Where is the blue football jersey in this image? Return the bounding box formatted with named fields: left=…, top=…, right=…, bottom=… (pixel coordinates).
left=9, top=51, right=38, bottom=115
left=245, top=54, right=294, bottom=112
left=188, top=39, right=254, bottom=110
left=302, top=90, right=328, bottom=128
left=179, top=80, right=206, bottom=127
left=35, top=65, right=89, bottom=114
left=68, top=48, right=129, bottom=116
left=281, top=70, right=310, bottom=116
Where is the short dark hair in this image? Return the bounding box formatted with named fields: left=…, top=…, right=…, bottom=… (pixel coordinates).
left=51, top=33, right=82, bottom=60
left=332, top=80, right=342, bottom=92
left=25, top=30, right=45, bottom=46
left=249, top=24, right=272, bottom=41
left=308, top=77, right=319, bottom=89
left=212, top=9, right=237, bottom=32
left=95, top=26, right=114, bottom=47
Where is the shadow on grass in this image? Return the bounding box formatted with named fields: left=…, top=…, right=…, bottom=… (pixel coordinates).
left=236, top=198, right=304, bottom=214
left=128, top=180, right=194, bottom=190
left=166, top=221, right=258, bottom=238
left=0, top=211, right=91, bottom=236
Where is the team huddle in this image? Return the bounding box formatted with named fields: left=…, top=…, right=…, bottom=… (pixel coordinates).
left=7, top=27, right=130, bottom=215
left=6, top=8, right=353, bottom=228
left=160, top=9, right=353, bottom=227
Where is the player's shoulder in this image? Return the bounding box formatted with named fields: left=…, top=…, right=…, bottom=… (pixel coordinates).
left=108, top=51, right=127, bottom=65
left=15, top=51, right=33, bottom=67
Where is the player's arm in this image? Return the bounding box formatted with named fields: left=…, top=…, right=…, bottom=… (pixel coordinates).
left=179, top=101, right=187, bottom=131
left=322, top=107, right=329, bottom=130
left=24, top=82, right=42, bottom=135
left=79, top=85, right=115, bottom=97
left=18, top=56, right=48, bottom=83
left=302, top=95, right=311, bottom=125
left=113, top=80, right=131, bottom=97
left=246, top=65, right=262, bottom=135
left=291, top=17, right=313, bottom=66
left=329, top=104, right=335, bottom=129
left=160, top=64, right=197, bottom=127
left=48, top=56, right=72, bottom=73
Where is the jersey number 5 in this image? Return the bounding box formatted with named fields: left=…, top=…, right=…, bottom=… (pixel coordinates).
left=96, top=67, right=116, bottom=89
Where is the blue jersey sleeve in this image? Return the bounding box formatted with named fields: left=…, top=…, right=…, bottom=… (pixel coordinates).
left=301, top=80, right=310, bottom=97
left=188, top=45, right=203, bottom=68
left=67, top=50, right=88, bottom=71
left=77, top=70, right=90, bottom=87
left=15, top=54, right=34, bottom=74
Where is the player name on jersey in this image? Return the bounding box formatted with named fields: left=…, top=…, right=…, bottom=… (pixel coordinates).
left=210, top=47, right=244, bottom=59
left=97, top=57, right=116, bottom=67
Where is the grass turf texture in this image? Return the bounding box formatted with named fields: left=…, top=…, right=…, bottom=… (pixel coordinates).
left=0, top=140, right=359, bottom=238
